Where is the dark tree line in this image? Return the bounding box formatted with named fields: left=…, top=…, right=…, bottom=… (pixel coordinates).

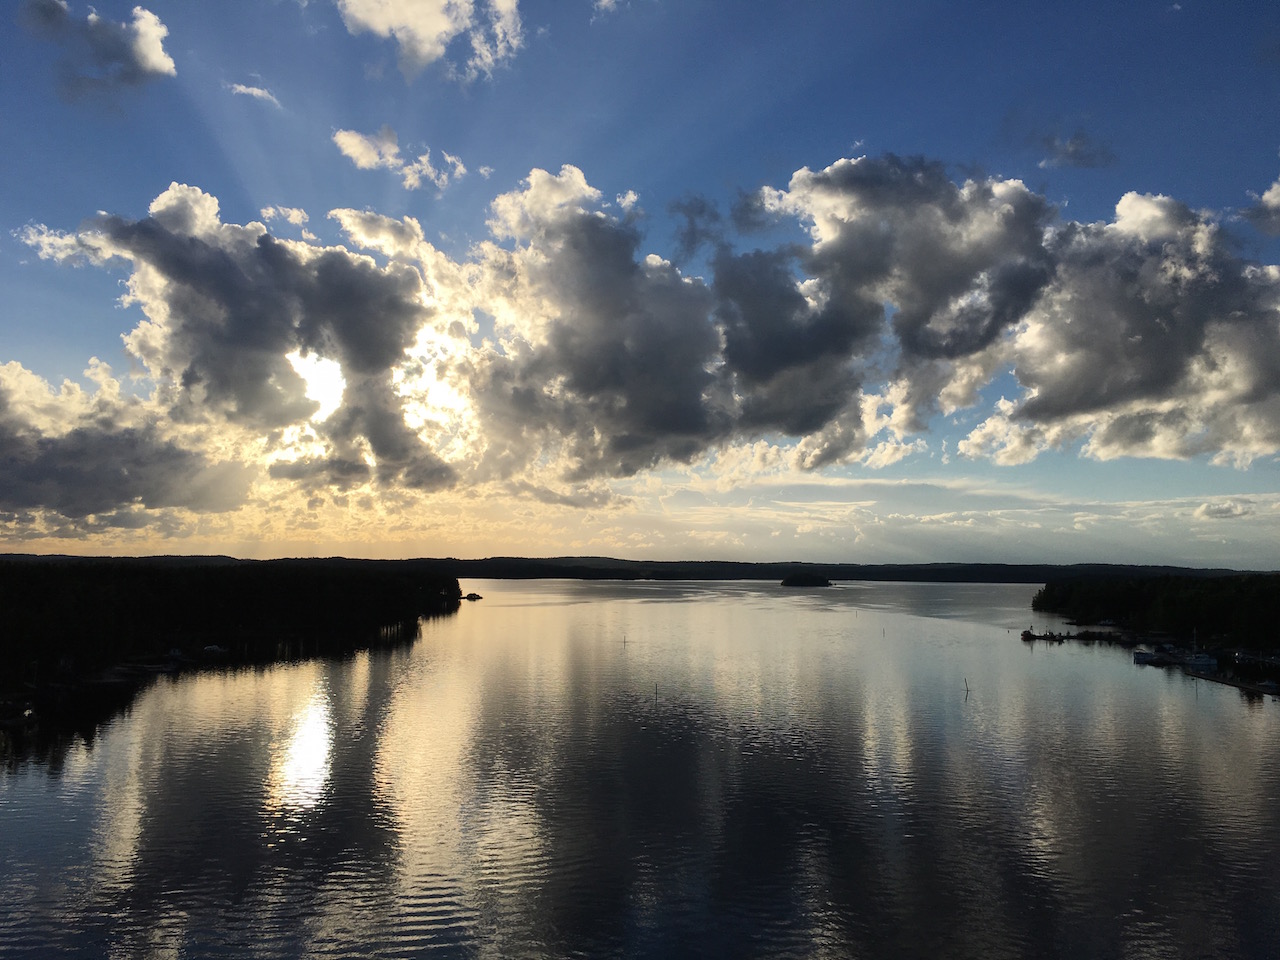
left=405, top=557, right=1246, bottom=584
left=1032, top=573, right=1280, bottom=648
left=0, top=557, right=462, bottom=693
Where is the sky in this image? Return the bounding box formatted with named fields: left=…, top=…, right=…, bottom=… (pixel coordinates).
left=3, top=0, right=1280, bottom=566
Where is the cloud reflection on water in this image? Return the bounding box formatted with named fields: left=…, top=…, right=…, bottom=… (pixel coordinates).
left=2, top=582, right=1278, bottom=958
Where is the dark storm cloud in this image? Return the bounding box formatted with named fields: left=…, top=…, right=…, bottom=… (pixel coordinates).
left=471, top=156, right=1065, bottom=482
left=21, top=0, right=176, bottom=99
left=0, top=384, right=251, bottom=519
left=506, top=480, right=617, bottom=509
left=729, top=189, right=775, bottom=233
left=268, top=455, right=370, bottom=488
left=97, top=216, right=317, bottom=428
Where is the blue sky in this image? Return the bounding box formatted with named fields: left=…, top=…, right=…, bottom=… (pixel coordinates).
left=3, top=0, right=1280, bottom=566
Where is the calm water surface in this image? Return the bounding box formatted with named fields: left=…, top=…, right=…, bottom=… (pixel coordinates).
left=2, top=580, right=1278, bottom=958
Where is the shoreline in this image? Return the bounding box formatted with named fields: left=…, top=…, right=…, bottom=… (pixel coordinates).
left=1, top=558, right=462, bottom=754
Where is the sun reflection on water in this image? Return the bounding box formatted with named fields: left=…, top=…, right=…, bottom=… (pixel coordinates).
left=268, top=688, right=334, bottom=812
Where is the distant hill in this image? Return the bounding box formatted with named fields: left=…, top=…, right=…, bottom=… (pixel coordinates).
left=428, top=557, right=1252, bottom=583
left=1, top=554, right=1256, bottom=584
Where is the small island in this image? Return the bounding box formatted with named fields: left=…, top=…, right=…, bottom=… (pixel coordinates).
left=780, top=571, right=832, bottom=587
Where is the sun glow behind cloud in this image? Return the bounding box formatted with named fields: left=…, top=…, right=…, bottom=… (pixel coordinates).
left=287, top=351, right=346, bottom=422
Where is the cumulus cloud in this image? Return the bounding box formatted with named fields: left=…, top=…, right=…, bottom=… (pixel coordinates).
left=1194, top=500, right=1255, bottom=520
left=469, top=165, right=726, bottom=479
left=333, top=125, right=466, bottom=191
left=0, top=361, right=252, bottom=522
left=1244, top=174, right=1280, bottom=235
left=14, top=152, right=1280, bottom=532
left=21, top=0, right=176, bottom=98
left=997, top=193, right=1280, bottom=465
left=669, top=195, right=722, bottom=263
left=335, top=0, right=522, bottom=80
left=260, top=205, right=309, bottom=226
left=22, top=182, right=455, bottom=494
left=752, top=154, right=1058, bottom=445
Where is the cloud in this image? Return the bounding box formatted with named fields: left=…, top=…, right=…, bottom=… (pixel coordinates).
left=0, top=361, right=252, bottom=522
left=1244, top=174, right=1280, bottom=235
left=1037, top=129, right=1115, bottom=169
left=260, top=206, right=309, bottom=226
left=957, top=399, right=1051, bottom=466
left=669, top=195, right=722, bottom=263
left=469, top=166, right=726, bottom=480
left=15, top=152, right=1280, bottom=533
left=752, top=154, right=1057, bottom=445
left=333, top=125, right=466, bottom=191
left=334, top=0, right=522, bottom=80
left=1194, top=500, right=1255, bottom=520
left=226, top=82, right=281, bottom=108
left=752, top=156, right=1280, bottom=469
left=995, top=192, right=1280, bottom=465
left=22, top=182, right=455, bottom=494
left=21, top=0, right=176, bottom=98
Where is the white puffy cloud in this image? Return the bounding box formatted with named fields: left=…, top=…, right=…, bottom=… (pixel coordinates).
left=333, top=125, right=466, bottom=191
left=1194, top=500, right=1255, bottom=521
left=21, top=0, right=176, bottom=98
left=1245, top=174, right=1280, bottom=235
left=261, top=206, right=310, bottom=226
left=328, top=208, right=425, bottom=259
left=335, top=0, right=522, bottom=80
left=486, top=164, right=602, bottom=238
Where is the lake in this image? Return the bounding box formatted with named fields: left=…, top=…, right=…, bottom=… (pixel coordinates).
left=2, top=579, right=1277, bottom=958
